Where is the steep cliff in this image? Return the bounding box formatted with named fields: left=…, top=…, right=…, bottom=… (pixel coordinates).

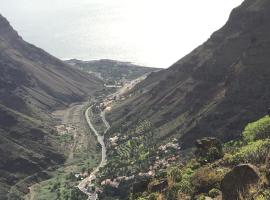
left=108, top=0, right=270, bottom=148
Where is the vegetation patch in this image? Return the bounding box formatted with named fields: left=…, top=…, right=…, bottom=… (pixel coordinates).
left=192, top=166, right=226, bottom=194
left=243, top=116, right=270, bottom=142
left=225, top=140, right=270, bottom=165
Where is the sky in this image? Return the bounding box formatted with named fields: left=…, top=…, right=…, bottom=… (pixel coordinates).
left=0, top=0, right=244, bottom=68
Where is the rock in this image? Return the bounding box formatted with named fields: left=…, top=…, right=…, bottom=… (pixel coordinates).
left=195, top=137, right=223, bottom=163
left=148, top=179, right=168, bottom=192
left=132, top=176, right=151, bottom=194
left=221, top=164, right=260, bottom=200
left=195, top=137, right=222, bottom=151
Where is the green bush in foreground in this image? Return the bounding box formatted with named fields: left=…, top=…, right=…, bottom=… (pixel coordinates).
left=243, top=116, right=270, bottom=142
left=192, top=166, right=225, bottom=194
left=225, top=139, right=270, bottom=165
left=256, top=189, right=270, bottom=200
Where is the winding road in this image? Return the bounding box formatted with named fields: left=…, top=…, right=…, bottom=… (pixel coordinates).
left=77, top=78, right=145, bottom=199
left=78, top=105, right=110, bottom=200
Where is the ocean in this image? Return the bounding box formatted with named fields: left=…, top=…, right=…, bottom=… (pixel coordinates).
left=0, top=0, right=243, bottom=68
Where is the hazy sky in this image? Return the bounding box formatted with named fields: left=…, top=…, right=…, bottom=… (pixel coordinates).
left=0, top=0, right=244, bottom=68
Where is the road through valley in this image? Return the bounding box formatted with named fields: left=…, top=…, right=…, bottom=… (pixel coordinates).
left=78, top=105, right=110, bottom=200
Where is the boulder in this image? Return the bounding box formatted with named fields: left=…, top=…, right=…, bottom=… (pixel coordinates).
left=195, top=137, right=223, bottom=163
left=221, top=164, right=260, bottom=200
left=132, top=175, right=151, bottom=193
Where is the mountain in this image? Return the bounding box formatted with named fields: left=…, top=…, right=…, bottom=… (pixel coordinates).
left=65, top=59, right=160, bottom=85
left=0, top=14, right=103, bottom=199
left=108, top=0, right=270, bottom=148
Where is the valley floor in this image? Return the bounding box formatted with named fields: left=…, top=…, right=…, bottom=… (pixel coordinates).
left=23, top=76, right=146, bottom=200
left=24, top=101, right=100, bottom=200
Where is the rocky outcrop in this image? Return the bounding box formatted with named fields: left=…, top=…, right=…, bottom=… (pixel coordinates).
left=195, top=137, right=223, bottom=163
left=221, top=164, right=260, bottom=200
left=132, top=176, right=151, bottom=194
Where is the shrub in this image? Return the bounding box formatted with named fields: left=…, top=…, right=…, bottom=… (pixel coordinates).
left=166, top=184, right=181, bottom=200
left=256, top=189, right=270, bottom=200
left=192, top=166, right=225, bottom=193
left=243, top=116, right=270, bottom=142
left=224, top=140, right=243, bottom=148
left=176, top=179, right=193, bottom=194
left=208, top=188, right=220, bottom=198
left=166, top=167, right=194, bottom=196
left=175, top=168, right=194, bottom=195
left=148, top=193, right=158, bottom=200
left=225, top=140, right=270, bottom=165
left=186, top=159, right=201, bottom=170
left=167, top=167, right=182, bottom=184
left=196, top=194, right=206, bottom=200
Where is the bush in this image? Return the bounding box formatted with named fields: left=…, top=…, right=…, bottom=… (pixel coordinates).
left=166, top=167, right=194, bottom=196
left=148, top=193, right=158, bottom=200
left=192, top=167, right=225, bottom=193
left=208, top=188, right=220, bottom=198
left=186, top=159, right=201, bottom=170
left=175, top=168, right=194, bottom=195
left=166, top=184, right=181, bottom=200
left=256, top=189, right=270, bottom=200
left=176, top=179, right=193, bottom=194
left=166, top=180, right=193, bottom=199
left=167, top=167, right=182, bottom=184
left=243, top=116, right=270, bottom=142
left=196, top=194, right=206, bottom=200
left=225, top=140, right=270, bottom=165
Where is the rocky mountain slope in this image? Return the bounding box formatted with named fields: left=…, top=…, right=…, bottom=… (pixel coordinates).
left=66, top=59, right=160, bottom=85
left=0, top=14, right=103, bottom=199
left=128, top=115, right=270, bottom=199
left=108, top=0, right=270, bottom=148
